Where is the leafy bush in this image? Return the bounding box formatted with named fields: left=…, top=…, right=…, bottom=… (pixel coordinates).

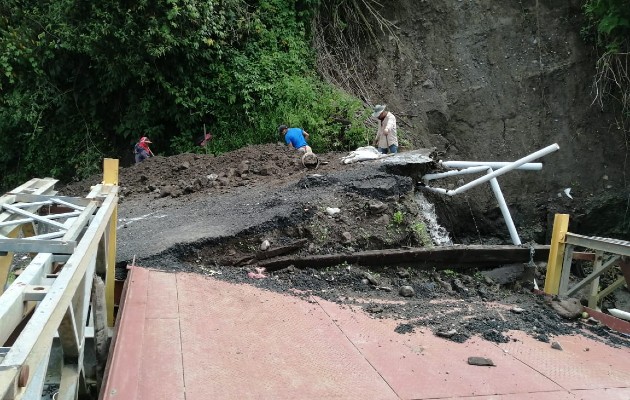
left=0, top=0, right=371, bottom=190
left=582, top=0, right=630, bottom=136
left=583, top=0, right=630, bottom=52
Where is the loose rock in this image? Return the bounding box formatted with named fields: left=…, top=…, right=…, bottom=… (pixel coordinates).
left=467, top=357, right=495, bottom=367
left=551, top=341, right=563, bottom=350
left=399, top=285, right=415, bottom=297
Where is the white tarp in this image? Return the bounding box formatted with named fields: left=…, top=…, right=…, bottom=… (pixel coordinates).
left=340, top=146, right=389, bottom=164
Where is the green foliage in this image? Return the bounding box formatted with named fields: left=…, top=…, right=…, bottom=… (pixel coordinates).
left=411, top=221, right=433, bottom=248
left=392, top=210, right=404, bottom=225
left=0, top=0, right=370, bottom=190
left=582, top=0, right=630, bottom=136
left=583, top=0, right=630, bottom=52
left=443, top=269, right=456, bottom=277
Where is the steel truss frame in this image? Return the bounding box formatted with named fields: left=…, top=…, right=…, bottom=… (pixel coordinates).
left=0, top=159, right=119, bottom=400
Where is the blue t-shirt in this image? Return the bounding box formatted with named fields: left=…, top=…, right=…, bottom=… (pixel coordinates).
left=285, top=128, right=307, bottom=149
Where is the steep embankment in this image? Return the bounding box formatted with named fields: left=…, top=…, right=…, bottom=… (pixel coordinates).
left=352, top=0, right=628, bottom=241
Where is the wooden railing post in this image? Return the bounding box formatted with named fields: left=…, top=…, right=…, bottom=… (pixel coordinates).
left=544, top=213, right=570, bottom=294
left=103, top=158, right=119, bottom=327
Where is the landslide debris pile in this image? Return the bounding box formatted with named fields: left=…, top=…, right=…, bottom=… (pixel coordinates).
left=60, top=144, right=630, bottom=349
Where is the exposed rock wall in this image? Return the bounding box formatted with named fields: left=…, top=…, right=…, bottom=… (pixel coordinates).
left=354, top=0, right=628, bottom=241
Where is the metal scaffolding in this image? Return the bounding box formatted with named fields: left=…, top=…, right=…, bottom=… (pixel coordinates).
left=0, top=159, right=119, bottom=400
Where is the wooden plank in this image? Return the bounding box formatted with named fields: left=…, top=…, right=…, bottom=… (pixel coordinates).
left=256, top=239, right=308, bottom=260
left=257, top=244, right=551, bottom=271
left=544, top=213, right=569, bottom=295
left=103, top=158, right=119, bottom=186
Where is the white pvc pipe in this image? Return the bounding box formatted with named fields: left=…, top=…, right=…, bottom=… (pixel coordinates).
left=422, top=166, right=487, bottom=183
left=486, top=168, right=521, bottom=245
left=442, top=161, right=543, bottom=171
left=449, top=144, right=559, bottom=195
left=421, top=186, right=450, bottom=195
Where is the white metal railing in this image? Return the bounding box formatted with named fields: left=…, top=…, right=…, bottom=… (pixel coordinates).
left=558, top=233, right=630, bottom=308
left=0, top=160, right=119, bottom=400
left=421, top=144, right=560, bottom=245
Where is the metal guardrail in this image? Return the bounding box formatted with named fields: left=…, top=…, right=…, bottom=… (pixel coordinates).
left=544, top=214, right=630, bottom=308
left=0, top=159, right=119, bottom=400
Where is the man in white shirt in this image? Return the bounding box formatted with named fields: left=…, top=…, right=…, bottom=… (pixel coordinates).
left=372, top=104, right=398, bottom=154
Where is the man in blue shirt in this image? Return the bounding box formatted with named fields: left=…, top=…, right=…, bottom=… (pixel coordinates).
left=278, top=125, right=312, bottom=153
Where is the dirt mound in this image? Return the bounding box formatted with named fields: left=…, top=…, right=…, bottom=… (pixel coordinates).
left=62, top=143, right=358, bottom=202
left=59, top=144, right=630, bottom=349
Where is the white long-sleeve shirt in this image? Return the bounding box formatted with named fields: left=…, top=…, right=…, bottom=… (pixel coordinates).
left=375, top=112, right=398, bottom=149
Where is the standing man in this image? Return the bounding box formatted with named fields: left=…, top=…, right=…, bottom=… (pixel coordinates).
left=134, top=136, right=154, bottom=163
left=278, top=125, right=312, bottom=153
left=372, top=104, right=398, bottom=154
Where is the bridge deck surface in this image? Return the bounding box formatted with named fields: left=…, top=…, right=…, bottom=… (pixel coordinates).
left=102, top=266, right=630, bottom=400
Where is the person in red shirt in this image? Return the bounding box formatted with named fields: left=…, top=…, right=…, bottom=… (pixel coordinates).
left=134, top=136, right=154, bottom=163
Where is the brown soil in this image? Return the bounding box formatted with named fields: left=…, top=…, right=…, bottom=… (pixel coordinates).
left=58, top=144, right=630, bottom=349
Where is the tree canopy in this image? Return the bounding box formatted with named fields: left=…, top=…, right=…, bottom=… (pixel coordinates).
left=0, top=0, right=367, bottom=190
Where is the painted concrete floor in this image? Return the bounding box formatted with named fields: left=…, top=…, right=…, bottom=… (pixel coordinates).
left=102, top=267, right=630, bottom=400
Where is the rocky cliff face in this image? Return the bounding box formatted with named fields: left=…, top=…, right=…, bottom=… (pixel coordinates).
left=348, top=0, right=628, bottom=241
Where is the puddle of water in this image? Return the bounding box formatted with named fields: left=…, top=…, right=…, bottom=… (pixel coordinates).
left=414, top=192, right=453, bottom=246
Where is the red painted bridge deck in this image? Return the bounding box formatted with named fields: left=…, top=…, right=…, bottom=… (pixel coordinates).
left=102, top=267, right=630, bottom=400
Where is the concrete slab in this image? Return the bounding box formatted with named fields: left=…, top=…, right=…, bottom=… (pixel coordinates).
left=146, top=270, right=179, bottom=319
left=571, top=387, right=630, bottom=399
left=139, top=317, right=185, bottom=400
left=316, top=299, right=563, bottom=399
left=456, top=391, right=578, bottom=400
left=102, top=266, right=149, bottom=399
left=104, top=268, right=630, bottom=400
left=498, top=331, right=630, bottom=390
left=175, top=272, right=398, bottom=400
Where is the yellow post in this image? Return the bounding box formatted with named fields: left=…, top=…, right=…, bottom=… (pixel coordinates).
left=103, top=158, right=119, bottom=326
left=103, top=158, right=119, bottom=186
left=544, top=213, right=570, bottom=294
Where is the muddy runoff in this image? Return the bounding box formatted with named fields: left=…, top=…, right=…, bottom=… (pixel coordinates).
left=103, top=146, right=630, bottom=349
